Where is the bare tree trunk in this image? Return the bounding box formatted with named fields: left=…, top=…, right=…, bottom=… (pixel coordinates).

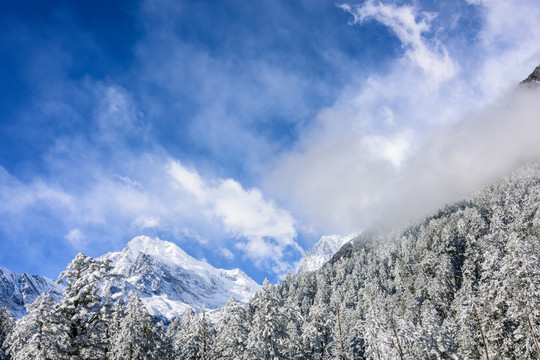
left=104, top=327, right=109, bottom=360
left=202, top=304, right=207, bottom=360
left=337, top=308, right=347, bottom=360
left=473, top=306, right=490, bottom=360
left=390, top=316, right=404, bottom=360
left=526, top=312, right=540, bottom=358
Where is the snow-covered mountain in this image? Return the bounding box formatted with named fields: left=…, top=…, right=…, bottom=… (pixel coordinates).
left=0, top=267, right=63, bottom=319
left=100, top=236, right=260, bottom=320
left=297, top=234, right=357, bottom=274
left=521, top=64, right=540, bottom=87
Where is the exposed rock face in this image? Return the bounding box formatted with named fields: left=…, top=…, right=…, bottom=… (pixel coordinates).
left=0, top=268, right=63, bottom=319
left=520, top=64, right=540, bottom=87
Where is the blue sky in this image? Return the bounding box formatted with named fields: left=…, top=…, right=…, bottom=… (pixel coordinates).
left=1, top=0, right=540, bottom=283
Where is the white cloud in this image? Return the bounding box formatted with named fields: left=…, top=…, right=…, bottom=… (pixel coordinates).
left=65, top=229, right=87, bottom=248
left=268, top=0, right=540, bottom=235
left=221, top=248, right=235, bottom=261
left=179, top=228, right=208, bottom=245
left=132, top=216, right=160, bottom=229
left=114, top=175, right=142, bottom=189
left=168, top=160, right=300, bottom=272
left=463, top=0, right=540, bottom=97
left=362, top=131, right=414, bottom=169
left=271, top=86, right=540, bottom=234
left=1, top=152, right=300, bottom=274
left=0, top=167, right=73, bottom=218
left=340, top=0, right=458, bottom=86
left=167, top=162, right=207, bottom=201
left=94, top=84, right=146, bottom=144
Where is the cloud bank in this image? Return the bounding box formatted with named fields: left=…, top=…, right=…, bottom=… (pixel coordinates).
left=268, top=0, right=540, bottom=235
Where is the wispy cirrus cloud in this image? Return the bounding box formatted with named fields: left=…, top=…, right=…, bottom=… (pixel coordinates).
left=340, top=0, right=458, bottom=86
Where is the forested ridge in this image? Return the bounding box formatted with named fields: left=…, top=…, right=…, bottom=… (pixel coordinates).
left=1, top=163, right=540, bottom=359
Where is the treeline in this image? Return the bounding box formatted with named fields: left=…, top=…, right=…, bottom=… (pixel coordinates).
left=1, top=164, right=540, bottom=359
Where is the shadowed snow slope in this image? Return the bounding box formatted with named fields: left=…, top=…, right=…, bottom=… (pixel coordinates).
left=0, top=268, right=63, bottom=319
left=100, top=236, right=260, bottom=319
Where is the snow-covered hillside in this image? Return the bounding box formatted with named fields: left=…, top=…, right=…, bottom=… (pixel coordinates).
left=0, top=268, right=63, bottom=319
left=297, top=234, right=357, bottom=274
left=100, top=236, right=260, bottom=319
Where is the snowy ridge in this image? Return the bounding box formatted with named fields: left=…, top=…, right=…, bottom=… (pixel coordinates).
left=520, top=64, right=540, bottom=87
left=100, top=236, right=260, bottom=320
left=0, top=267, right=63, bottom=319
left=297, top=234, right=357, bottom=274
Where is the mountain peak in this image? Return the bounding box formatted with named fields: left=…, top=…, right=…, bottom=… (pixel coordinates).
left=520, top=64, right=540, bottom=87
left=101, top=236, right=260, bottom=319
left=297, top=234, right=357, bottom=274
left=113, top=236, right=212, bottom=275
left=125, top=236, right=190, bottom=262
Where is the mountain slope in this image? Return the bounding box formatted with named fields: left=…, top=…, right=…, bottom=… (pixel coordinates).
left=521, top=64, right=540, bottom=87
left=278, top=162, right=540, bottom=359
left=100, top=236, right=260, bottom=319
left=297, top=234, right=357, bottom=274
left=0, top=268, right=63, bottom=319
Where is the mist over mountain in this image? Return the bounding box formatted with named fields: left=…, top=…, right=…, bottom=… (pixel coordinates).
left=2, top=0, right=540, bottom=357
left=3, top=154, right=539, bottom=359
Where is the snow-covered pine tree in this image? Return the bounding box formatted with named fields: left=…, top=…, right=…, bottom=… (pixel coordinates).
left=500, top=215, right=540, bottom=357
left=196, top=305, right=213, bottom=360
left=213, top=297, right=248, bottom=359
left=109, top=291, right=166, bottom=360
left=3, top=294, right=64, bottom=360
left=55, top=253, right=113, bottom=359
left=301, top=300, right=334, bottom=359
left=245, top=279, right=287, bottom=360
left=176, top=308, right=203, bottom=360
left=100, top=289, right=115, bottom=360
left=165, top=317, right=182, bottom=359
left=0, top=307, right=14, bottom=360
left=281, top=298, right=303, bottom=360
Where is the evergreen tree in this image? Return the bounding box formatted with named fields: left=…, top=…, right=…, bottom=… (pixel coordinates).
left=109, top=291, right=165, bottom=360
left=100, top=290, right=115, bottom=360
left=301, top=302, right=333, bottom=359
left=213, top=298, right=248, bottom=360
left=165, top=317, right=182, bottom=359
left=176, top=308, right=203, bottom=360
left=197, top=305, right=213, bottom=360
left=281, top=298, right=303, bottom=360
left=245, top=279, right=287, bottom=360
left=0, top=307, right=14, bottom=360
left=55, top=253, right=113, bottom=359
left=4, top=294, right=64, bottom=360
